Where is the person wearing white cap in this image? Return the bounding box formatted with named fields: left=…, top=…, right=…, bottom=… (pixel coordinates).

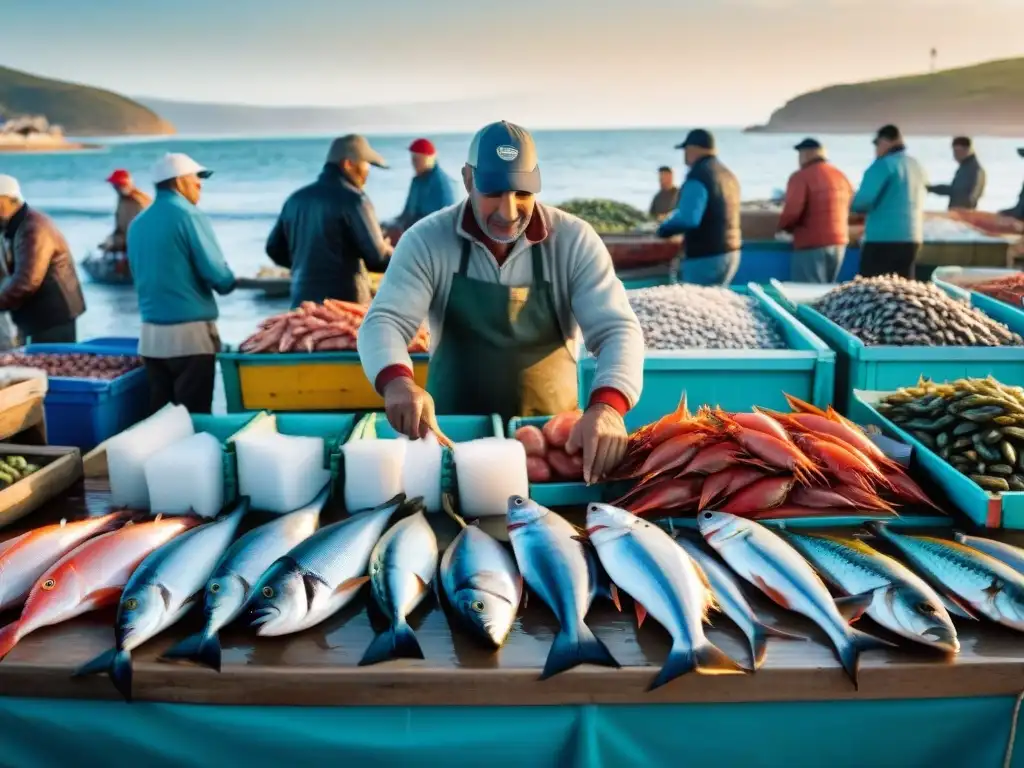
left=0, top=174, right=86, bottom=344
left=126, top=153, right=237, bottom=414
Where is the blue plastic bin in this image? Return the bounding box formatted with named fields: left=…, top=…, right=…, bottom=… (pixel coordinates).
left=732, top=241, right=861, bottom=284
left=80, top=337, right=139, bottom=354
left=579, top=284, right=836, bottom=432
left=20, top=343, right=150, bottom=451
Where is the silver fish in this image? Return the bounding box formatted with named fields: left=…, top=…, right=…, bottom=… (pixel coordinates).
left=870, top=523, right=1024, bottom=631
left=699, top=511, right=891, bottom=687
left=73, top=502, right=247, bottom=701
left=440, top=514, right=522, bottom=648
left=953, top=532, right=1024, bottom=576
left=360, top=509, right=438, bottom=665
left=248, top=494, right=404, bottom=637
left=675, top=534, right=804, bottom=669
left=587, top=504, right=743, bottom=689
left=781, top=531, right=958, bottom=653
left=506, top=495, right=618, bottom=679
left=161, top=493, right=323, bottom=670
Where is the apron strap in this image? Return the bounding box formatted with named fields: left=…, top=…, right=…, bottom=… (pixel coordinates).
left=458, top=238, right=472, bottom=276
left=530, top=243, right=548, bottom=288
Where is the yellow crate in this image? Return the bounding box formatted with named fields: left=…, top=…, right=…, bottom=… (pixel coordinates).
left=219, top=351, right=429, bottom=412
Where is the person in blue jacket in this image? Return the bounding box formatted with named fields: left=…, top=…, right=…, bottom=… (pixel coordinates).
left=127, top=152, right=237, bottom=414
left=397, top=138, right=457, bottom=229
left=851, top=124, right=929, bottom=279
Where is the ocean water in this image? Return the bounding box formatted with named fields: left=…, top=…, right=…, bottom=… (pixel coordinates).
left=1, top=127, right=1023, bottom=346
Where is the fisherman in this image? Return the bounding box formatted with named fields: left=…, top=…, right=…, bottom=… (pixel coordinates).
left=99, top=169, right=151, bottom=253
left=266, top=135, right=393, bottom=308
left=0, top=174, right=86, bottom=343
left=656, top=129, right=742, bottom=286
left=396, top=138, right=457, bottom=229
left=851, top=125, right=928, bottom=279
left=127, top=153, right=236, bottom=415
left=358, top=121, right=644, bottom=484
left=927, top=137, right=986, bottom=210
left=648, top=166, right=679, bottom=220
left=777, top=138, right=853, bottom=283
left=999, top=148, right=1024, bottom=221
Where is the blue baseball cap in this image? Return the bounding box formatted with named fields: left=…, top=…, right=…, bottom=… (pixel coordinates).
left=467, top=121, right=541, bottom=194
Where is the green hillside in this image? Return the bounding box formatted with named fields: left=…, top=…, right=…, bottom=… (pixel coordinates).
left=0, top=65, right=173, bottom=136
left=750, top=58, right=1024, bottom=136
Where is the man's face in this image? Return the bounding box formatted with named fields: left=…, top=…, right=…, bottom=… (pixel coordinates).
left=176, top=174, right=203, bottom=205
left=462, top=166, right=535, bottom=244
left=683, top=146, right=700, bottom=167
left=658, top=170, right=673, bottom=189
left=342, top=159, right=371, bottom=189
left=112, top=182, right=130, bottom=197
left=873, top=138, right=891, bottom=158
left=0, top=196, right=21, bottom=224
left=952, top=144, right=969, bottom=163
left=411, top=152, right=432, bottom=175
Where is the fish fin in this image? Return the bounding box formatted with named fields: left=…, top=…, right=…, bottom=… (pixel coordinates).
left=651, top=640, right=745, bottom=691
left=634, top=600, right=648, bottom=628
left=938, top=592, right=980, bottom=621
left=752, top=575, right=791, bottom=610
left=82, top=586, right=123, bottom=609
left=358, top=621, right=424, bottom=667
left=72, top=647, right=118, bottom=678
left=838, top=628, right=895, bottom=690
left=540, top=622, right=619, bottom=680
left=333, top=575, right=370, bottom=598
left=0, top=621, right=20, bottom=661
left=749, top=622, right=809, bottom=671
left=834, top=591, right=875, bottom=623
left=110, top=649, right=134, bottom=702
left=160, top=631, right=222, bottom=672
left=608, top=583, right=622, bottom=613
left=785, top=393, right=827, bottom=417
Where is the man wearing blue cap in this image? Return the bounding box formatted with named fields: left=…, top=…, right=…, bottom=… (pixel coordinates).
left=358, top=121, right=644, bottom=484
left=656, top=129, right=742, bottom=285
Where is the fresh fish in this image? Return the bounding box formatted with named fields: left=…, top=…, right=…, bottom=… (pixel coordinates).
left=506, top=496, right=619, bottom=679
left=161, top=494, right=322, bottom=670
left=248, top=494, right=404, bottom=636
left=0, top=516, right=198, bottom=661
left=440, top=512, right=522, bottom=648
left=675, top=534, right=805, bottom=670
left=953, top=532, right=1024, bottom=576
left=587, top=504, right=743, bottom=688
left=73, top=502, right=247, bottom=700
left=583, top=540, right=622, bottom=612
left=0, top=511, right=132, bottom=612
left=699, top=511, right=892, bottom=686
left=870, top=523, right=1024, bottom=631
left=781, top=531, right=958, bottom=653
left=360, top=509, right=438, bottom=665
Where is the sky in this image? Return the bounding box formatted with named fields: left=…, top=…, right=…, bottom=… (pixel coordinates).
left=3, top=0, right=1023, bottom=128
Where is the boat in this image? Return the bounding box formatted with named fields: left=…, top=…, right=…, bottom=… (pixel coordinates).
left=80, top=251, right=132, bottom=286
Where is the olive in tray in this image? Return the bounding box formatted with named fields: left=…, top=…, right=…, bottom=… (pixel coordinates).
left=0, top=455, right=42, bottom=488
left=0, top=352, right=142, bottom=380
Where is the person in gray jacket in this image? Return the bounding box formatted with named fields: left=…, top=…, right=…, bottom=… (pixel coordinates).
left=927, top=137, right=986, bottom=210
left=999, top=148, right=1024, bottom=221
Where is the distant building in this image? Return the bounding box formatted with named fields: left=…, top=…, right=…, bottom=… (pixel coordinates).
left=0, top=114, right=64, bottom=144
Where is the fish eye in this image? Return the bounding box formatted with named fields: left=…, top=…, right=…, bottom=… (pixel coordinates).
left=262, top=586, right=275, bottom=599
left=703, top=512, right=713, bottom=520
left=41, top=579, right=56, bottom=591
left=918, top=602, right=936, bottom=615
left=209, top=583, right=221, bottom=594
left=124, top=598, right=138, bottom=611
left=471, top=600, right=485, bottom=613
left=514, top=497, right=523, bottom=506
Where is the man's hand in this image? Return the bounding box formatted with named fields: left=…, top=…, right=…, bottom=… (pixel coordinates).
left=382, top=377, right=452, bottom=447
left=565, top=403, right=628, bottom=485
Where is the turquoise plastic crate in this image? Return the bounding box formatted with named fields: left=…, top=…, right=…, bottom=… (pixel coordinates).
left=795, top=297, right=1024, bottom=415
left=932, top=274, right=1024, bottom=332
left=848, top=390, right=1024, bottom=530
left=580, top=283, right=836, bottom=432
left=189, top=413, right=264, bottom=507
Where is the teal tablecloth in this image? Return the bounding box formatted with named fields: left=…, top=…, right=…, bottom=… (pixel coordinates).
left=0, top=695, right=1019, bottom=767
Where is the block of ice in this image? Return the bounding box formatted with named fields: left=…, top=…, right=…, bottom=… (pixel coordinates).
left=343, top=439, right=406, bottom=512
left=144, top=432, right=225, bottom=517
left=453, top=438, right=529, bottom=518
left=107, top=404, right=195, bottom=508
left=400, top=433, right=442, bottom=513
left=235, top=431, right=331, bottom=514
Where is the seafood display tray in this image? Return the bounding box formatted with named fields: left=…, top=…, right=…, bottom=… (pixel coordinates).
left=932, top=270, right=1024, bottom=329
left=792, top=301, right=1024, bottom=416
left=849, top=390, right=1024, bottom=530
left=217, top=350, right=430, bottom=413
left=0, top=444, right=82, bottom=529
left=579, top=284, right=836, bottom=432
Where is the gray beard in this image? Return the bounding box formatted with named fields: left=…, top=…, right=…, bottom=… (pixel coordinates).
left=471, top=200, right=528, bottom=245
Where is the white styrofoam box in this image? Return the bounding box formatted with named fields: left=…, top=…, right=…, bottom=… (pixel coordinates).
left=107, top=404, right=195, bottom=508
left=343, top=439, right=406, bottom=512
left=144, top=432, right=224, bottom=517
left=453, top=438, right=529, bottom=518
left=236, top=431, right=331, bottom=514
left=400, top=433, right=442, bottom=512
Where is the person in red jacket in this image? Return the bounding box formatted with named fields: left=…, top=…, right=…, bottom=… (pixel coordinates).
left=777, top=138, right=854, bottom=283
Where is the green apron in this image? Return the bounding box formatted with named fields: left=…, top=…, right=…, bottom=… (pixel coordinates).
left=426, top=238, right=579, bottom=422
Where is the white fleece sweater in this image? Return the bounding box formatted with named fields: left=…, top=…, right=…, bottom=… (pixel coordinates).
left=357, top=200, right=645, bottom=407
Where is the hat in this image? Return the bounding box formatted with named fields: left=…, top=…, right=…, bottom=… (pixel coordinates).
left=152, top=153, right=212, bottom=184
left=794, top=138, right=822, bottom=151
left=467, top=121, right=540, bottom=194
left=106, top=169, right=131, bottom=186
left=0, top=174, right=22, bottom=201
left=326, top=135, right=388, bottom=168
left=408, top=138, right=436, bottom=156
left=952, top=136, right=972, bottom=149
left=873, top=124, right=902, bottom=145
left=674, top=129, right=715, bottom=150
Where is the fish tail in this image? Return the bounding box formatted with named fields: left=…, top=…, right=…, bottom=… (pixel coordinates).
left=110, top=649, right=134, bottom=702
left=749, top=622, right=809, bottom=670
left=541, top=622, right=619, bottom=681
left=0, top=621, right=21, bottom=662
left=72, top=646, right=118, bottom=678
left=358, top=621, right=424, bottom=667
left=160, top=630, right=222, bottom=672
left=651, top=639, right=745, bottom=691
left=838, top=628, right=895, bottom=689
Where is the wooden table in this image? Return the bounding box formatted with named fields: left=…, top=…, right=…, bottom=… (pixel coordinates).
left=0, top=378, right=46, bottom=445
